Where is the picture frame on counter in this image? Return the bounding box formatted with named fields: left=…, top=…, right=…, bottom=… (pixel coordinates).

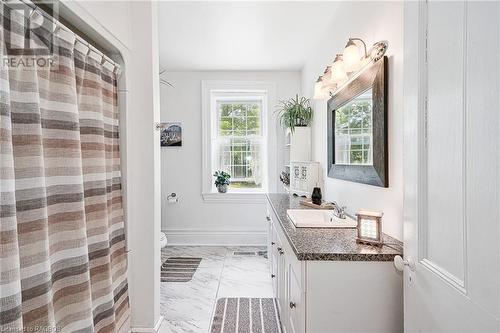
left=356, top=209, right=384, bottom=246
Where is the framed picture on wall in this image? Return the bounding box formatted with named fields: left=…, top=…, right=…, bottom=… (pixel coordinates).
left=160, top=122, right=182, bottom=147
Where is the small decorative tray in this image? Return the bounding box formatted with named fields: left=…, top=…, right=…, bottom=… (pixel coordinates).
left=299, top=198, right=334, bottom=210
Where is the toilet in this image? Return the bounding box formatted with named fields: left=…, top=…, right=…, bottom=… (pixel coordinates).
left=160, top=232, right=168, bottom=249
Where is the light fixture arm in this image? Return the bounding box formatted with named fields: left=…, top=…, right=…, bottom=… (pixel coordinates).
left=349, top=38, right=368, bottom=58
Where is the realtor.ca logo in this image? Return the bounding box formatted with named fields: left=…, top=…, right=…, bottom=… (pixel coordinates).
left=2, top=1, right=59, bottom=70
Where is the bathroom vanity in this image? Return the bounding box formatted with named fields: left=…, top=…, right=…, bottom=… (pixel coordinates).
left=266, top=194, right=403, bottom=333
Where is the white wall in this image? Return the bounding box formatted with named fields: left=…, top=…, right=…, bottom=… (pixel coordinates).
left=62, top=1, right=162, bottom=331
left=124, top=2, right=162, bottom=331
left=62, top=0, right=133, bottom=49
left=160, top=71, right=300, bottom=245
left=301, top=1, right=403, bottom=240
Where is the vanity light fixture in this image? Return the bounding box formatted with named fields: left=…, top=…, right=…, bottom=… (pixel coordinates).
left=313, top=76, right=327, bottom=100
left=343, top=38, right=368, bottom=72
left=323, top=65, right=332, bottom=83
left=356, top=210, right=384, bottom=246
left=314, top=38, right=388, bottom=99
left=314, top=75, right=335, bottom=100
left=330, top=54, right=348, bottom=84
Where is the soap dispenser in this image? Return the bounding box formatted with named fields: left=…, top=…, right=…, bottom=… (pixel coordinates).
left=311, top=187, right=322, bottom=205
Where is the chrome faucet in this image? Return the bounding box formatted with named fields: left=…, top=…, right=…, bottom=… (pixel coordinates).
left=330, top=201, right=347, bottom=219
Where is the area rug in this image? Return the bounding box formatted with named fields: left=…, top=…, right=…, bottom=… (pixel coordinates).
left=210, top=298, right=282, bottom=333
left=160, top=257, right=202, bottom=282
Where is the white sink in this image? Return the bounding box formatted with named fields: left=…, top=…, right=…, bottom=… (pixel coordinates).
left=287, top=209, right=357, bottom=228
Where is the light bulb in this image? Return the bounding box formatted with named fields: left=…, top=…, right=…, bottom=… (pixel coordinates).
left=343, top=39, right=361, bottom=72
left=313, top=76, right=327, bottom=100
left=330, top=54, right=348, bottom=84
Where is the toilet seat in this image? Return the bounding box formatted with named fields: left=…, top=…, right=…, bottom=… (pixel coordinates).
left=160, top=232, right=168, bottom=249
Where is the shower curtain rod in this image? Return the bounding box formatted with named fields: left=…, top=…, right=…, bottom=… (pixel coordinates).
left=17, top=0, right=121, bottom=72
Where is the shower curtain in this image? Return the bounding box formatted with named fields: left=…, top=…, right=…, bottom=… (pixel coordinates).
left=0, top=4, right=129, bottom=332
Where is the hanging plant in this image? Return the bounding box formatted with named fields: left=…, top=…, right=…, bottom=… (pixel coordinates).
left=275, top=94, right=313, bottom=133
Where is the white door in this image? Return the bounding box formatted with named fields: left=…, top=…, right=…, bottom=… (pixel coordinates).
left=403, top=1, right=500, bottom=331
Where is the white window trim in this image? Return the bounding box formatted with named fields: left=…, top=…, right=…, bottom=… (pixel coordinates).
left=201, top=80, right=278, bottom=203
left=212, top=92, right=267, bottom=192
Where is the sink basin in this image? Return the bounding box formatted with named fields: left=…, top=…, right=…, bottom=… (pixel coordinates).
left=287, top=209, right=357, bottom=228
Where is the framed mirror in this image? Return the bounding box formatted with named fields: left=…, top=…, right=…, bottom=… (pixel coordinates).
left=327, top=56, right=388, bottom=187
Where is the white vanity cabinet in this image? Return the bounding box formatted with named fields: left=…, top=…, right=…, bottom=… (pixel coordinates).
left=266, top=197, right=403, bottom=333
left=269, top=214, right=305, bottom=333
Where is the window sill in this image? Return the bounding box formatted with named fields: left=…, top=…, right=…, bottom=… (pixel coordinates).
left=202, top=192, right=267, bottom=204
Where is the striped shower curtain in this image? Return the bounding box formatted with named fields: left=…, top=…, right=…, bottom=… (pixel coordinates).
left=1, top=3, right=129, bottom=332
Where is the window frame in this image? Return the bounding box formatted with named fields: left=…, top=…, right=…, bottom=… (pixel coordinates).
left=212, top=93, right=267, bottom=193
left=202, top=81, right=277, bottom=203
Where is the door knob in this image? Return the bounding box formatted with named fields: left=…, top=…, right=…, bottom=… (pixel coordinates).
left=289, top=302, right=296, bottom=309
left=394, top=255, right=415, bottom=272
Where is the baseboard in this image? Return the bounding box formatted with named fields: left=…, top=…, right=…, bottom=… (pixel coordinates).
left=131, top=316, right=164, bottom=333
left=163, top=229, right=267, bottom=246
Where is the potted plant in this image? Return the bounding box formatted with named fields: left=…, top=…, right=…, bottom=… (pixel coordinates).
left=275, top=94, right=313, bottom=133
left=213, top=171, right=231, bottom=193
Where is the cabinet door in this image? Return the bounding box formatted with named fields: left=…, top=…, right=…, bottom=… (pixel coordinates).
left=276, top=237, right=287, bottom=322
left=266, top=211, right=274, bottom=281
left=287, top=262, right=305, bottom=333
left=270, top=224, right=278, bottom=295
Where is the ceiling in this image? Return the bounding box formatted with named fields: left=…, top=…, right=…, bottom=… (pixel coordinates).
left=157, top=1, right=339, bottom=71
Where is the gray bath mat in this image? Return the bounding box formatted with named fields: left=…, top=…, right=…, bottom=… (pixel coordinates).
left=210, top=298, right=282, bottom=333
left=161, top=257, right=202, bottom=282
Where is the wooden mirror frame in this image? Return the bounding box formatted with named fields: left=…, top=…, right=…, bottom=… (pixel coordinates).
left=327, top=56, right=388, bottom=187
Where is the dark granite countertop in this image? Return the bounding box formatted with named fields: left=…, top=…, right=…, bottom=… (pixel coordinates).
left=267, top=193, right=403, bottom=261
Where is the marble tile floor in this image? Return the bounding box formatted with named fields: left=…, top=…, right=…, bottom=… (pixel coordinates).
left=158, top=246, right=274, bottom=333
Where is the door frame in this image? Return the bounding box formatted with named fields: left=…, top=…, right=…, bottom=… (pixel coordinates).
left=402, top=0, right=425, bottom=296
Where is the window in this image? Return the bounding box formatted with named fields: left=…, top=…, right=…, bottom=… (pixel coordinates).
left=202, top=81, right=277, bottom=202
left=213, top=95, right=266, bottom=191
left=216, top=101, right=262, bottom=189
